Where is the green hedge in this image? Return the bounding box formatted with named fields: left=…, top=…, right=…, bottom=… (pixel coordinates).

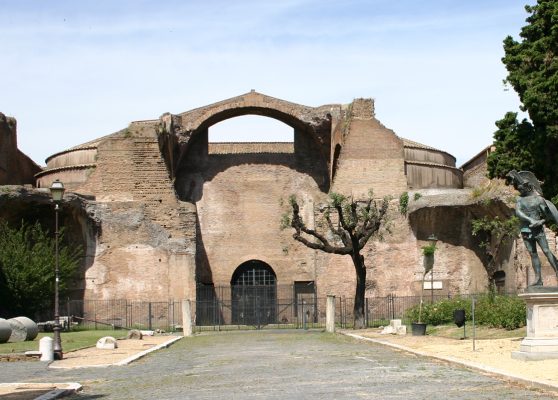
left=405, top=294, right=526, bottom=330
left=474, top=295, right=526, bottom=330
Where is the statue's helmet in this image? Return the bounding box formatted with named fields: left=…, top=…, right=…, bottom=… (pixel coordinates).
left=506, top=170, right=542, bottom=195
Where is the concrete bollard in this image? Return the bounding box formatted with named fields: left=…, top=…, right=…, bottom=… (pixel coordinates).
left=326, top=295, right=336, bottom=333
left=181, top=299, right=193, bottom=337
left=39, top=337, right=54, bottom=361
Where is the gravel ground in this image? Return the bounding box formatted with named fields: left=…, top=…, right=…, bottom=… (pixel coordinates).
left=2, top=330, right=558, bottom=400
left=355, top=328, right=558, bottom=387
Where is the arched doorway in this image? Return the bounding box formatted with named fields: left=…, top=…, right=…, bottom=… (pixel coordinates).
left=231, top=260, right=277, bottom=326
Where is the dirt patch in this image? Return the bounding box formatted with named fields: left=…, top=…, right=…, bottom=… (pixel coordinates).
left=353, top=329, right=558, bottom=388
left=50, top=335, right=181, bottom=369
left=0, top=382, right=80, bottom=400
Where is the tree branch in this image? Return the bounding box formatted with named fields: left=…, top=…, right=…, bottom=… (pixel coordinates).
left=291, top=198, right=352, bottom=253
left=292, top=233, right=352, bottom=255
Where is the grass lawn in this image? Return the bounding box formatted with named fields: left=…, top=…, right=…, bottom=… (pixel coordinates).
left=427, top=323, right=526, bottom=340
left=0, top=329, right=127, bottom=354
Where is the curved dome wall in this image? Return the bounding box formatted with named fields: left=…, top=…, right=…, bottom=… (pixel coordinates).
left=402, top=139, right=463, bottom=189
left=35, top=141, right=99, bottom=189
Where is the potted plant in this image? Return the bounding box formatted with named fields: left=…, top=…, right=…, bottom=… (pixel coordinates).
left=412, top=237, right=437, bottom=336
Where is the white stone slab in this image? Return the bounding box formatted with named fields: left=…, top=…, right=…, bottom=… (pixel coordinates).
left=96, top=336, right=118, bottom=350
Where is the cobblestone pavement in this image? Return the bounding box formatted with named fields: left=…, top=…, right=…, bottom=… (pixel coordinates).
left=2, top=330, right=558, bottom=400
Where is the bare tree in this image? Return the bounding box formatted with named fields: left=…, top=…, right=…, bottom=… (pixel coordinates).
left=286, top=191, right=390, bottom=329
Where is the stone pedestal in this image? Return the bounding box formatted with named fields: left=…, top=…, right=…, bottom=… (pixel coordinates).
left=512, top=289, right=558, bottom=360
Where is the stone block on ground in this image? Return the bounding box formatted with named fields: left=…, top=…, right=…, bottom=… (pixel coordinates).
left=12, top=316, right=38, bottom=340
left=127, top=329, right=143, bottom=340
left=7, top=318, right=26, bottom=342
left=380, top=326, right=393, bottom=334
left=380, top=320, right=406, bottom=335
left=0, top=319, right=11, bottom=343
left=390, top=319, right=402, bottom=329
left=96, top=336, right=118, bottom=350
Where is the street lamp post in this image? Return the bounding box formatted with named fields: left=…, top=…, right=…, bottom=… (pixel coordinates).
left=427, top=234, right=438, bottom=305
left=49, top=179, right=65, bottom=360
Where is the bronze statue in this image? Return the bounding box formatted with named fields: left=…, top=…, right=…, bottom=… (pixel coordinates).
left=507, top=170, right=558, bottom=286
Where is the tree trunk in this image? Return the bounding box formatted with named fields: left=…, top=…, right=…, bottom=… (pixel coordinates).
left=353, top=254, right=366, bottom=329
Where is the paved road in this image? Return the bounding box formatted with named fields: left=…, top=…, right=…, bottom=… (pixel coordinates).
left=2, top=330, right=557, bottom=399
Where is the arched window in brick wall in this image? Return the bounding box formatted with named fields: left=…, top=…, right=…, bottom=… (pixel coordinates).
left=231, top=260, right=277, bottom=326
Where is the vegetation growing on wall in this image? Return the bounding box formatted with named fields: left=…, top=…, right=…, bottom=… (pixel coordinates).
left=398, top=192, right=409, bottom=215
left=471, top=216, right=519, bottom=289
left=0, top=221, right=82, bottom=318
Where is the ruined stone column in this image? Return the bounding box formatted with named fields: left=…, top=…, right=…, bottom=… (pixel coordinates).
left=181, top=299, right=193, bottom=337
left=326, top=295, right=336, bottom=333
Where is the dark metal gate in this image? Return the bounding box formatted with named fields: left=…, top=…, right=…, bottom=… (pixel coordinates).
left=195, top=284, right=321, bottom=330
left=230, top=260, right=277, bottom=326
left=231, top=285, right=276, bottom=326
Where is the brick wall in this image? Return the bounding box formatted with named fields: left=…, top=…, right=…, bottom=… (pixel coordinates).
left=332, top=116, right=407, bottom=198
left=0, top=113, right=41, bottom=185
left=43, top=94, right=508, bottom=304
left=79, top=122, right=196, bottom=302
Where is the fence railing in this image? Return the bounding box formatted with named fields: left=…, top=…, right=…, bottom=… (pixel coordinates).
left=64, top=299, right=182, bottom=331
left=59, top=292, right=510, bottom=332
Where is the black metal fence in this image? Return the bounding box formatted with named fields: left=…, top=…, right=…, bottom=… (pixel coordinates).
left=363, top=294, right=451, bottom=327
left=59, top=292, right=486, bottom=332
left=64, top=299, right=182, bottom=331
left=193, top=286, right=457, bottom=331
left=195, top=284, right=320, bottom=330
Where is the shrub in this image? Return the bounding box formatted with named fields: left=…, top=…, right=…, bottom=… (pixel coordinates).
left=405, top=294, right=525, bottom=330
left=406, top=297, right=471, bottom=325
left=474, top=294, right=526, bottom=330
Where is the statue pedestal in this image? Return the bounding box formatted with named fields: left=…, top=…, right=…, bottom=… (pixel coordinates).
left=512, top=289, right=558, bottom=361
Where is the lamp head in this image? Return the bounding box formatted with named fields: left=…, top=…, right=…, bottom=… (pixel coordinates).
left=49, top=179, right=65, bottom=202
left=427, top=234, right=438, bottom=246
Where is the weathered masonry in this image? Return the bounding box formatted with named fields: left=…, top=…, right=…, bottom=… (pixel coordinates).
left=2, top=92, right=545, bottom=324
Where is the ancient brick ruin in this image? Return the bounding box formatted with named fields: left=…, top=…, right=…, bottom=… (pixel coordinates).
left=3, top=92, right=555, bottom=324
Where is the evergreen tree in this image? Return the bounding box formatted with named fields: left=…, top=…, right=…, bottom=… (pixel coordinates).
left=488, top=1, right=558, bottom=200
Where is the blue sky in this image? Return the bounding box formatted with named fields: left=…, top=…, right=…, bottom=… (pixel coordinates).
left=0, top=0, right=530, bottom=166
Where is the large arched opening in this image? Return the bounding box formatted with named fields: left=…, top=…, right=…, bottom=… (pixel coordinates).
left=231, top=260, right=277, bottom=326
left=174, top=107, right=330, bottom=202
left=172, top=93, right=333, bottom=318
left=209, top=115, right=294, bottom=143
left=176, top=107, right=330, bottom=303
